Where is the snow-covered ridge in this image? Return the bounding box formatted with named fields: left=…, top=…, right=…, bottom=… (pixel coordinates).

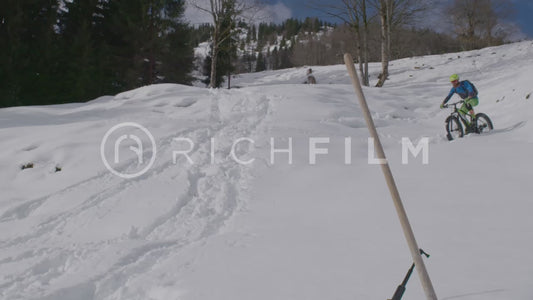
left=0, top=41, right=532, bottom=300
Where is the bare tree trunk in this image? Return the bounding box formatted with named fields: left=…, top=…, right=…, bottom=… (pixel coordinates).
left=467, top=11, right=476, bottom=49
left=361, top=0, right=369, bottom=86
left=209, top=24, right=219, bottom=88
left=362, top=30, right=369, bottom=86
left=210, top=48, right=218, bottom=88
left=352, top=0, right=369, bottom=86
left=227, top=68, right=231, bottom=89
left=386, top=0, right=392, bottom=60
left=376, top=0, right=389, bottom=87
left=353, top=26, right=364, bottom=83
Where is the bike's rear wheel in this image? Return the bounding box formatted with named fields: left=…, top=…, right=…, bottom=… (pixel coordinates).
left=446, top=116, right=464, bottom=140
left=474, top=113, right=493, bottom=134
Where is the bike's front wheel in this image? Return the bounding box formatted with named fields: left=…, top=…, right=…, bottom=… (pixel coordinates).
left=445, top=116, right=464, bottom=140
left=474, top=113, right=493, bottom=134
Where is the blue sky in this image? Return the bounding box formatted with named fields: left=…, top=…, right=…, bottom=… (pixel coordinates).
left=262, top=0, right=533, bottom=39
left=513, top=0, right=533, bottom=37
left=184, top=0, right=533, bottom=38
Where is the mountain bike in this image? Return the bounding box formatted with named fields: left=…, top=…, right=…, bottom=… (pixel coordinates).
left=443, top=100, right=493, bottom=141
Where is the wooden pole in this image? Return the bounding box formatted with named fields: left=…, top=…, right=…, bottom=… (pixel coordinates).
left=343, top=53, right=438, bottom=300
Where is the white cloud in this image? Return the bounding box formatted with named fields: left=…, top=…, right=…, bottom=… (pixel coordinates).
left=254, top=2, right=292, bottom=24
left=184, top=0, right=213, bottom=26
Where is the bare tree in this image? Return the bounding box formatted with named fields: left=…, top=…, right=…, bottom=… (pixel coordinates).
left=449, top=0, right=489, bottom=49
left=374, top=0, right=426, bottom=87
left=447, top=0, right=514, bottom=50
left=190, top=0, right=260, bottom=88
left=375, top=0, right=390, bottom=87
left=311, top=0, right=372, bottom=86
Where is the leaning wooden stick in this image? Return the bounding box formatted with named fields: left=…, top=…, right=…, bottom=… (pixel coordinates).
left=343, top=53, right=438, bottom=300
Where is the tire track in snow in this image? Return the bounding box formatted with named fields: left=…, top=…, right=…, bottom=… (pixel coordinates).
left=0, top=90, right=273, bottom=300
left=89, top=91, right=273, bottom=300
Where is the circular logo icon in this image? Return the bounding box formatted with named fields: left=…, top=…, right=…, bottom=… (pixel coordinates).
left=100, top=122, right=157, bottom=179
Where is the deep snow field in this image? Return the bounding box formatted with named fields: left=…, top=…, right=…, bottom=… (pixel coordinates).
left=1, top=41, right=533, bottom=300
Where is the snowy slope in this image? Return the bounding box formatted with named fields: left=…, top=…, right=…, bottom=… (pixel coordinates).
left=1, top=41, right=533, bottom=300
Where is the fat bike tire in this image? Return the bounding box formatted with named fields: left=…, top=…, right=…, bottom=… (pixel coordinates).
left=446, top=116, right=464, bottom=141
left=474, top=113, right=493, bottom=134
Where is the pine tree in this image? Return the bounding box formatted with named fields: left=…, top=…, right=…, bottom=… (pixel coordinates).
left=1, top=0, right=62, bottom=107
left=278, top=48, right=293, bottom=69
left=103, top=0, right=193, bottom=90
left=255, top=52, right=266, bottom=72
left=157, top=0, right=194, bottom=84
left=59, top=0, right=108, bottom=102
left=271, top=47, right=279, bottom=70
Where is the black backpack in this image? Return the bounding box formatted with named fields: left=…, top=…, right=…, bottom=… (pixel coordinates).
left=464, top=80, right=478, bottom=96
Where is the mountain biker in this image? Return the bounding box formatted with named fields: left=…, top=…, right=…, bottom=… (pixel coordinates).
left=440, top=74, right=478, bottom=127
left=305, top=68, right=316, bottom=84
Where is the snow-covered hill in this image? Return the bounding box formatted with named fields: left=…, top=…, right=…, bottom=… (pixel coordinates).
left=1, top=41, right=533, bottom=300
